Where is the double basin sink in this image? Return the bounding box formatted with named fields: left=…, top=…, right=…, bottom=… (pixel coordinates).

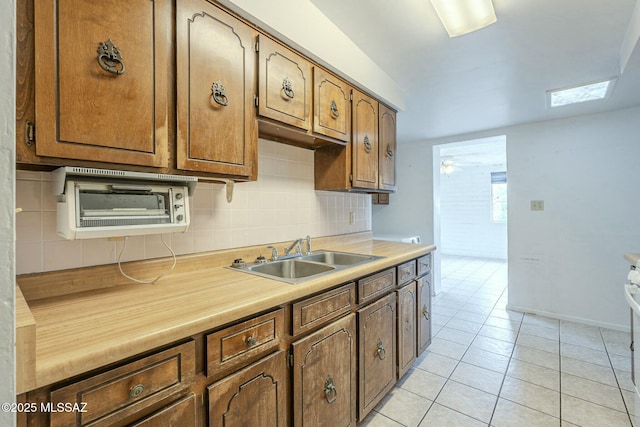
left=231, top=250, right=384, bottom=284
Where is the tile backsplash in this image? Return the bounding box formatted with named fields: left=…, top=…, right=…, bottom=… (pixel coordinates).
left=16, top=139, right=372, bottom=274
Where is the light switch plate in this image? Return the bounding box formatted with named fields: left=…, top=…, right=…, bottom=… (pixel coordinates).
left=530, top=200, right=545, bottom=211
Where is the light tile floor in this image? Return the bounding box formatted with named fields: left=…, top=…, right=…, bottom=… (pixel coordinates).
left=361, top=255, right=640, bottom=427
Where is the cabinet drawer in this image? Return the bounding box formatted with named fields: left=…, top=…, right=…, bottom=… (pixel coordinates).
left=50, top=341, right=195, bottom=427
left=206, top=308, right=284, bottom=377
left=417, top=254, right=431, bottom=276
left=397, top=260, right=416, bottom=285
left=292, top=283, right=355, bottom=336
left=130, top=393, right=196, bottom=427
left=358, top=268, right=396, bottom=305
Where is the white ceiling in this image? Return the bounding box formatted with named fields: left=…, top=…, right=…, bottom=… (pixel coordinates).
left=309, top=0, right=640, bottom=143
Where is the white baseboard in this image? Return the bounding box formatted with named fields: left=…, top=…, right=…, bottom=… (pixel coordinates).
left=506, top=304, right=629, bottom=332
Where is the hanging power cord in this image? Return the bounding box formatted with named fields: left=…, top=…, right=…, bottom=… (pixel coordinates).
left=117, top=235, right=177, bottom=284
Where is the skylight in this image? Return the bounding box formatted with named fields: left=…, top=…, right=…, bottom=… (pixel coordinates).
left=547, top=79, right=615, bottom=108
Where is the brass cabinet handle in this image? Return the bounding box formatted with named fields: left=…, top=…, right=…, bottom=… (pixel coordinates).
left=97, top=39, right=125, bottom=75
left=324, top=376, right=337, bottom=404
left=422, top=304, right=430, bottom=320
left=246, top=336, right=257, bottom=346
left=363, top=135, right=372, bottom=153
left=129, top=384, right=145, bottom=399
left=282, top=77, right=295, bottom=99
left=386, top=144, right=394, bottom=158
left=330, top=100, right=340, bottom=118
left=211, top=80, right=229, bottom=106
left=376, top=338, right=386, bottom=360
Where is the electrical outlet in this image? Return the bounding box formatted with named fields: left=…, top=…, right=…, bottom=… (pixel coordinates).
left=530, top=200, right=545, bottom=211
left=349, top=211, right=355, bottom=225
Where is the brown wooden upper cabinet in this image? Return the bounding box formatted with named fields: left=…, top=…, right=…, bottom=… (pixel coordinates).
left=378, top=104, right=397, bottom=192
left=257, top=35, right=312, bottom=131
left=351, top=90, right=379, bottom=190
left=314, top=90, right=397, bottom=193
left=314, top=89, right=380, bottom=191
left=33, top=0, right=170, bottom=168
left=313, top=67, right=351, bottom=143
left=176, top=0, right=258, bottom=178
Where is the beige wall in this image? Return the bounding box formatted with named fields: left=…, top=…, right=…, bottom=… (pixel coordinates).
left=16, top=139, right=372, bottom=274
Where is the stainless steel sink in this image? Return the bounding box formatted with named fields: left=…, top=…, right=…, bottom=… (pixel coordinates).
left=249, top=259, right=335, bottom=279
left=299, top=251, right=375, bottom=265
left=228, top=249, right=383, bottom=284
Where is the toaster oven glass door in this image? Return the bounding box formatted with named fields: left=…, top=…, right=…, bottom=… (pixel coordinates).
left=76, top=184, right=173, bottom=228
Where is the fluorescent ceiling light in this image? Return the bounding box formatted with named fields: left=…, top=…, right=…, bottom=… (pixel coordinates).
left=430, top=0, right=497, bottom=37
left=547, top=79, right=616, bottom=108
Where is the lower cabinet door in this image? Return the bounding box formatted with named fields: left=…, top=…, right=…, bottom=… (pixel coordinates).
left=291, top=313, right=357, bottom=427
left=417, top=275, right=432, bottom=356
left=130, top=393, right=196, bottom=427
left=358, top=293, right=397, bottom=420
left=397, top=282, right=417, bottom=378
left=207, top=350, right=288, bottom=427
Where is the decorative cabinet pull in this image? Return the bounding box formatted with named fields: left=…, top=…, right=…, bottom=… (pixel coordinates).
left=324, top=376, right=337, bottom=404
left=129, top=384, right=145, bottom=399
left=97, top=39, right=125, bottom=75
left=363, top=135, right=372, bottom=153
left=211, top=80, right=229, bottom=106
left=376, top=338, right=386, bottom=360
left=246, top=336, right=257, bottom=346
left=386, top=144, right=394, bottom=158
left=282, top=77, right=295, bottom=99
left=422, top=304, right=430, bottom=320
left=330, top=100, right=340, bottom=118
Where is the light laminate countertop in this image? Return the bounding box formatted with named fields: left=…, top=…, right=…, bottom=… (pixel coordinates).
left=17, top=236, right=434, bottom=392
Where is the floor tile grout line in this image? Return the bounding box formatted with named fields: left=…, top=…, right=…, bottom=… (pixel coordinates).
left=598, top=326, right=635, bottom=426
left=487, top=285, right=524, bottom=426
left=558, top=317, right=563, bottom=425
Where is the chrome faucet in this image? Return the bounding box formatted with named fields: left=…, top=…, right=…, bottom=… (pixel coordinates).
left=284, top=238, right=304, bottom=256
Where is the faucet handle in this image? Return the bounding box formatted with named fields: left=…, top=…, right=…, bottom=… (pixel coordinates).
left=305, top=235, right=311, bottom=255
left=266, top=245, right=278, bottom=261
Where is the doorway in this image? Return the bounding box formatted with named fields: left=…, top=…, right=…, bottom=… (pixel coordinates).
left=432, top=136, right=507, bottom=295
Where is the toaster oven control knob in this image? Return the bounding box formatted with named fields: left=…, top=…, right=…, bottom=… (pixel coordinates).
left=176, top=214, right=184, bottom=222
left=175, top=193, right=183, bottom=200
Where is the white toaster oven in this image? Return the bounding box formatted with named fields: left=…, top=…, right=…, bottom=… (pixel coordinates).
left=52, top=167, right=197, bottom=240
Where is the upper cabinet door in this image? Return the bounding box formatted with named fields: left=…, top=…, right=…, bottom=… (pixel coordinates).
left=34, top=0, right=170, bottom=167
left=176, top=0, right=258, bottom=178
left=351, top=90, right=379, bottom=190
left=378, top=104, right=397, bottom=191
left=313, top=67, right=350, bottom=143
left=258, top=35, right=312, bottom=131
